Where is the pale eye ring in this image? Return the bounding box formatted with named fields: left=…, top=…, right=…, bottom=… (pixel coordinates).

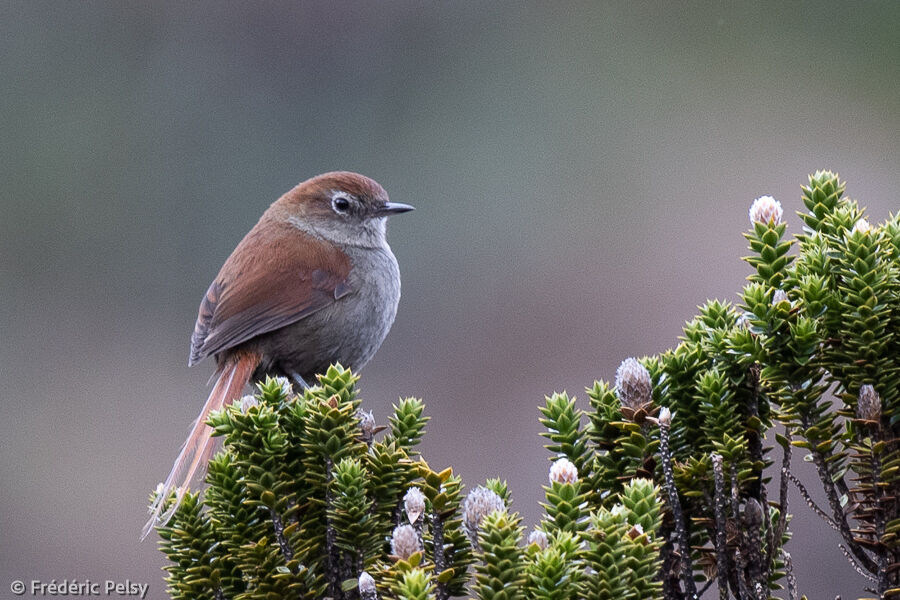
left=331, top=194, right=352, bottom=214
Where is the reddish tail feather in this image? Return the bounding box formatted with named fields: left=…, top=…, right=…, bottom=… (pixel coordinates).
left=143, top=352, right=260, bottom=539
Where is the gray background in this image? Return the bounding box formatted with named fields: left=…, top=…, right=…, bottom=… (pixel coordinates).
left=2, top=2, right=899, bottom=598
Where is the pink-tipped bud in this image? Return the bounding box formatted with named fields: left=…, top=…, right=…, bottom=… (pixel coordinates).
left=658, top=406, right=672, bottom=427
left=749, top=195, right=783, bottom=226
left=390, top=524, right=420, bottom=560
left=852, top=218, right=874, bottom=235
left=615, top=357, right=653, bottom=410
left=403, top=487, right=426, bottom=524
left=857, top=384, right=881, bottom=421
left=528, top=529, right=549, bottom=550
left=549, top=457, right=579, bottom=485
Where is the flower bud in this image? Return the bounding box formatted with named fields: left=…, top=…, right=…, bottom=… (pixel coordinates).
left=357, top=409, right=377, bottom=443
left=238, top=394, right=259, bottom=413
left=273, top=376, right=293, bottom=397
left=549, top=457, right=579, bottom=485
left=658, top=406, right=672, bottom=427
left=391, top=524, right=420, bottom=560
left=857, top=384, right=881, bottom=422
left=772, top=289, right=789, bottom=306
left=615, top=357, right=652, bottom=410
left=528, top=529, right=549, bottom=550
left=749, top=195, right=783, bottom=226
left=852, top=217, right=874, bottom=235
left=358, top=572, right=376, bottom=599
left=743, top=498, right=763, bottom=527
left=463, top=486, right=505, bottom=545
left=403, top=487, right=426, bottom=524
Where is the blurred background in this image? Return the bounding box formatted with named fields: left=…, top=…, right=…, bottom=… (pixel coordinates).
left=2, top=2, right=899, bottom=598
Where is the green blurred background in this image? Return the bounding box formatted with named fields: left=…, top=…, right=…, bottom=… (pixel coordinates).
left=2, top=2, right=899, bottom=598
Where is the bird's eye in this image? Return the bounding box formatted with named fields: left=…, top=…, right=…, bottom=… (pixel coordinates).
left=331, top=195, right=352, bottom=214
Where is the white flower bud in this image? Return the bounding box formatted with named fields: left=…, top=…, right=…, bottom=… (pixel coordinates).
left=749, top=195, right=783, bottom=226
left=528, top=529, right=549, bottom=550
left=357, top=409, right=377, bottom=442
left=463, top=486, right=505, bottom=545
left=852, top=217, right=874, bottom=235
left=615, top=357, right=653, bottom=410
left=391, top=524, right=420, bottom=560
left=549, top=457, right=579, bottom=485
left=273, top=376, right=293, bottom=397
left=403, top=487, right=426, bottom=524
left=238, top=394, right=258, bottom=413
left=772, top=289, right=789, bottom=306
left=743, top=498, right=763, bottom=526
left=658, top=406, right=672, bottom=427
left=358, top=572, right=376, bottom=597
left=857, top=384, right=881, bottom=421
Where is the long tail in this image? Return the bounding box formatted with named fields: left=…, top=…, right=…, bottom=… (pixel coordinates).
left=143, top=351, right=260, bottom=539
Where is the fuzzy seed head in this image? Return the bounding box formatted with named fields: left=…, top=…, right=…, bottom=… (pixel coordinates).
left=857, top=384, right=881, bottom=421
left=358, top=572, right=376, bottom=596
left=749, top=195, right=783, bottom=226
left=463, top=486, right=505, bottom=544
left=852, top=217, right=874, bottom=235
left=549, top=457, right=579, bottom=485
left=528, top=529, right=549, bottom=550
left=391, top=524, right=420, bottom=560
left=615, top=357, right=653, bottom=410
left=403, top=487, right=426, bottom=524
left=658, top=406, right=672, bottom=427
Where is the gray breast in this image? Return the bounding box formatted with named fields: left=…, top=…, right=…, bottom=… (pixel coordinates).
left=260, top=243, right=401, bottom=380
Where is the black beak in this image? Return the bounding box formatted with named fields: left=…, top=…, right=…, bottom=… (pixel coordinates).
left=377, top=201, right=415, bottom=216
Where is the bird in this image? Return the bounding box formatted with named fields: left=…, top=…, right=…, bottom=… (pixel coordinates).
left=144, top=171, right=413, bottom=537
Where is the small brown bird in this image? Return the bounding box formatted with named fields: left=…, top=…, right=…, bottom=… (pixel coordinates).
left=144, top=172, right=413, bottom=536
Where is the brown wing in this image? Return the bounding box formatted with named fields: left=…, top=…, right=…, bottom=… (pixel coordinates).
left=188, top=221, right=352, bottom=366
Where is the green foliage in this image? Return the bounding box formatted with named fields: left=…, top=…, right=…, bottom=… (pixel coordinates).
left=473, top=510, right=525, bottom=600
left=582, top=483, right=663, bottom=600
left=157, top=491, right=233, bottom=600
left=156, top=367, right=422, bottom=600
left=154, top=171, right=900, bottom=600
left=415, top=462, right=474, bottom=598
left=388, top=397, right=429, bottom=452
left=540, top=392, right=591, bottom=474
left=396, top=569, right=435, bottom=600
